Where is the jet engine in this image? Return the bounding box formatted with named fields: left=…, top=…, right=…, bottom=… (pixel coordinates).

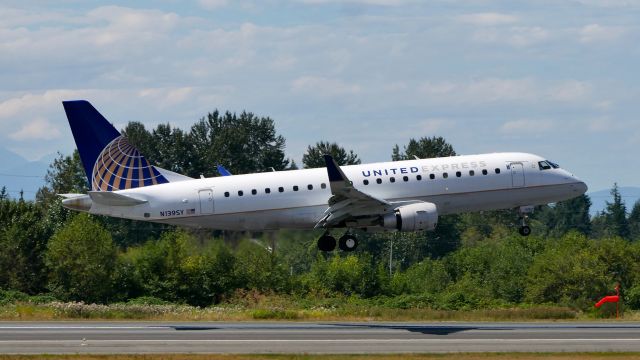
left=382, top=202, right=438, bottom=232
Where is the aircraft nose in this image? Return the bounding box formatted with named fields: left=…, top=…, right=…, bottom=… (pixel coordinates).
left=571, top=180, right=588, bottom=195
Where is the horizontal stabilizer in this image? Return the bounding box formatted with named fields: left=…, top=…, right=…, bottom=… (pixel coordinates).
left=155, top=167, right=194, bottom=182
left=89, top=191, right=147, bottom=206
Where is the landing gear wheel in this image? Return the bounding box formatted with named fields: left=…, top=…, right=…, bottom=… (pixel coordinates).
left=519, top=225, right=531, bottom=237
left=338, top=234, right=358, bottom=252
left=317, top=234, right=336, bottom=252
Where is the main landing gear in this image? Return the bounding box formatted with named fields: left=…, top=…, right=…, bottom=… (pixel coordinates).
left=317, top=232, right=358, bottom=252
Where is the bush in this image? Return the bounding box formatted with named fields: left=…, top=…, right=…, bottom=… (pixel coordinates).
left=45, top=213, right=116, bottom=303
left=525, top=232, right=609, bottom=308
left=0, top=289, right=29, bottom=305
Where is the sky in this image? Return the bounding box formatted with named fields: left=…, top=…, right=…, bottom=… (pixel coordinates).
left=1, top=0, right=639, bottom=193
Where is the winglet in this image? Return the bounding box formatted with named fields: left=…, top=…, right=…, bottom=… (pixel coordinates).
left=323, top=154, right=353, bottom=195
left=323, top=155, right=347, bottom=182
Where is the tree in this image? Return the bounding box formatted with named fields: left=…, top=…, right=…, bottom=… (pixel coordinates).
left=629, top=201, right=640, bottom=240
left=46, top=213, right=117, bottom=303
left=392, top=136, right=460, bottom=259
left=542, top=194, right=592, bottom=237
left=0, top=200, right=49, bottom=294
left=392, top=136, right=456, bottom=161
left=187, top=110, right=290, bottom=177
left=36, top=150, right=87, bottom=205
left=525, top=232, right=608, bottom=307
left=302, top=141, right=361, bottom=168
left=594, top=184, right=631, bottom=239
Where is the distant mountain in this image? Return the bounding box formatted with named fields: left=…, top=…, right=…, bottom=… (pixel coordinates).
left=588, top=186, right=640, bottom=216
left=0, top=148, right=50, bottom=200
left=0, top=147, right=28, bottom=172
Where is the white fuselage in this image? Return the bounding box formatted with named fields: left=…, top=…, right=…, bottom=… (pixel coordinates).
left=87, top=152, right=587, bottom=231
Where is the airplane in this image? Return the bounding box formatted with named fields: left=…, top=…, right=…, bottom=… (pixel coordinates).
left=60, top=100, right=588, bottom=252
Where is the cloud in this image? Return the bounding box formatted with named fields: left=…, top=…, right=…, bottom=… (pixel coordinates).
left=10, top=117, right=61, bottom=140
left=418, top=78, right=595, bottom=105
left=198, top=0, right=229, bottom=10
left=547, top=80, right=593, bottom=102
left=415, top=119, right=450, bottom=134
left=419, top=78, right=537, bottom=104
left=0, top=89, right=92, bottom=120
left=500, top=119, right=554, bottom=134
left=471, top=26, right=550, bottom=47
left=456, top=12, right=518, bottom=26
left=579, top=24, right=625, bottom=43
left=298, top=0, right=415, bottom=5
left=291, top=76, right=361, bottom=97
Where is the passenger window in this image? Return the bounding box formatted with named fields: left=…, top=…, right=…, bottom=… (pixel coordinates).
left=278, top=187, right=284, bottom=193
left=416, top=175, right=422, bottom=181
left=469, top=170, right=475, bottom=176
left=403, top=176, right=409, bottom=182
left=308, top=184, right=313, bottom=190
left=265, top=188, right=271, bottom=194
left=251, top=189, right=257, bottom=195
left=224, top=191, right=230, bottom=198
left=456, top=171, right=461, bottom=178
left=429, top=174, right=435, bottom=180
left=363, top=179, right=369, bottom=185
left=376, top=178, right=382, bottom=184
left=482, top=169, right=488, bottom=175
left=293, top=185, right=299, bottom=191
left=321, top=183, right=326, bottom=189
left=495, top=168, right=501, bottom=174
left=390, top=177, right=395, bottom=183
left=238, top=190, right=243, bottom=196
left=443, top=173, right=448, bottom=179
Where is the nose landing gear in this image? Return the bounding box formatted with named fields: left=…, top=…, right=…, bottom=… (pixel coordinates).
left=518, top=205, right=534, bottom=237
left=317, top=231, right=359, bottom=252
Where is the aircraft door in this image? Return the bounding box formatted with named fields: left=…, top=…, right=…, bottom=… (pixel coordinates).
left=198, top=189, right=214, bottom=215
left=510, top=163, right=525, bottom=188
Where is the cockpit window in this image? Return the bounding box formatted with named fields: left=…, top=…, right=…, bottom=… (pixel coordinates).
left=538, top=160, right=560, bottom=170
left=538, top=161, right=552, bottom=170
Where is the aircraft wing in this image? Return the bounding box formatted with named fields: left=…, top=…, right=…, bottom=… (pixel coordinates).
left=315, top=155, right=394, bottom=229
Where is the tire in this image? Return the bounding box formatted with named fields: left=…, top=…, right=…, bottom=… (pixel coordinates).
left=338, top=234, right=358, bottom=252
left=317, top=235, right=336, bottom=252
left=519, top=225, right=531, bottom=237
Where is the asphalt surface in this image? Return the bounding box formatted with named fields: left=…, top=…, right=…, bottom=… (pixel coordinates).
left=1, top=321, right=640, bottom=354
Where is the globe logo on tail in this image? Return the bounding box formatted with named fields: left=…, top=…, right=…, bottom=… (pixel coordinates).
left=91, top=136, right=168, bottom=191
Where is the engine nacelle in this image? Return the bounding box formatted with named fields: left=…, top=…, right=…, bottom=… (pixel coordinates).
left=382, top=202, right=438, bottom=232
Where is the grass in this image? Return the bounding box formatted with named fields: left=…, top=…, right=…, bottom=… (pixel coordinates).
left=0, top=301, right=589, bottom=321
left=1, top=354, right=640, bottom=360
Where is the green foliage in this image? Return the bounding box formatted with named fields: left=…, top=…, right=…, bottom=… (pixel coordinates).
left=187, top=110, right=290, bottom=176
left=525, top=232, right=609, bottom=307
left=302, top=141, right=361, bottom=168
left=392, top=136, right=456, bottom=160
left=541, top=194, right=592, bottom=237
left=629, top=200, right=640, bottom=240
left=0, top=199, right=50, bottom=294
left=303, top=254, right=386, bottom=297
left=592, top=184, right=631, bottom=239
left=45, top=213, right=117, bottom=303
left=235, top=239, right=291, bottom=293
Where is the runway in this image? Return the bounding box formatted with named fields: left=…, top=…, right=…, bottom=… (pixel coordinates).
left=1, top=321, right=640, bottom=354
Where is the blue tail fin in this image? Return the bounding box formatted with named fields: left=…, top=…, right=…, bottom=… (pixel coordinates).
left=62, top=100, right=169, bottom=191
